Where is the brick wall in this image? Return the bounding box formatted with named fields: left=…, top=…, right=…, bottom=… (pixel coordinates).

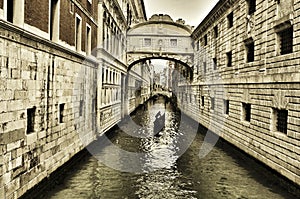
left=0, top=22, right=98, bottom=198
left=184, top=0, right=300, bottom=186
left=24, top=0, right=49, bottom=33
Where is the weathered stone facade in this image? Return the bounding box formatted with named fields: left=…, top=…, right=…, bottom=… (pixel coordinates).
left=0, top=0, right=149, bottom=198
left=182, top=0, right=300, bottom=186
left=0, top=22, right=97, bottom=198
left=1, top=0, right=300, bottom=198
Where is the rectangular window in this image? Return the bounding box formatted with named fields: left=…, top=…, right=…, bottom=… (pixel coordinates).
left=224, top=99, right=229, bottom=115
left=227, top=12, right=234, bottom=28
left=247, top=0, right=256, bottom=15
left=211, top=97, right=215, bottom=110
left=214, top=25, right=218, bottom=38
left=50, top=0, right=59, bottom=42
left=144, top=38, right=151, bottom=47
left=7, top=0, right=14, bottom=23
left=27, top=107, right=36, bottom=134
left=246, top=41, right=255, bottom=62
left=86, top=25, right=92, bottom=55
left=79, top=100, right=83, bottom=116
left=204, top=34, right=208, bottom=46
left=75, top=15, right=82, bottom=52
left=242, top=103, right=251, bottom=122
left=59, top=103, right=65, bottom=123
left=201, top=96, right=205, bottom=107
left=170, top=39, right=177, bottom=47
left=203, top=62, right=207, bottom=73
left=226, top=51, right=232, bottom=67
left=273, top=108, right=288, bottom=134
left=278, top=26, right=293, bottom=55
left=213, top=58, right=217, bottom=70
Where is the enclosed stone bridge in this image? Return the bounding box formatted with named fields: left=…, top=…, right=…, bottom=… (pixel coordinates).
left=126, top=14, right=194, bottom=71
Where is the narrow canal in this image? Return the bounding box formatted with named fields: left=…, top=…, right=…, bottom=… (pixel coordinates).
left=38, top=97, right=298, bottom=199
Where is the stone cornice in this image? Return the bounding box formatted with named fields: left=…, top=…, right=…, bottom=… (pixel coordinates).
left=192, top=0, right=237, bottom=39
left=129, top=20, right=193, bottom=34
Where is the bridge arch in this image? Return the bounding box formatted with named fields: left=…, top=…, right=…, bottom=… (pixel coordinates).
left=127, top=14, right=194, bottom=70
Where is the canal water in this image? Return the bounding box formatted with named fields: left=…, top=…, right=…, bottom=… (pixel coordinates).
left=38, top=97, right=298, bottom=199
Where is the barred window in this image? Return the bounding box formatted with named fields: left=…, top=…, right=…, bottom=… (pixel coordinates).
left=213, top=58, right=217, bottom=70
left=59, top=103, right=65, bottom=123
left=27, top=107, right=36, bottom=134
left=247, top=0, right=256, bottom=15
left=204, top=34, right=208, bottom=46
left=214, top=25, right=218, bottom=38
left=226, top=51, right=232, bottom=67
left=144, top=38, right=151, bottom=47
left=201, top=96, right=205, bottom=107
left=170, top=39, right=177, bottom=47
left=227, top=12, right=233, bottom=28
left=273, top=108, right=288, bottom=134
left=224, top=100, right=229, bottom=115
left=278, top=27, right=293, bottom=55
left=246, top=41, right=255, bottom=62
left=242, top=103, right=251, bottom=122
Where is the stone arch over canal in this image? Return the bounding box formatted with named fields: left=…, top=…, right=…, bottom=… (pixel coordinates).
left=123, top=15, right=195, bottom=115
left=126, top=14, right=194, bottom=70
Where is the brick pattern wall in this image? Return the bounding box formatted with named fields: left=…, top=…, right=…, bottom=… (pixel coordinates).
left=24, top=0, right=49, bottom=33
left=0, top=23, right=97, bottom=198
left=183, top=0, right=300, bottom=185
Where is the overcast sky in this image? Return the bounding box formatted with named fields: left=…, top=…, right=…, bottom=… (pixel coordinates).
left=144, top=0, right=219, bottom=27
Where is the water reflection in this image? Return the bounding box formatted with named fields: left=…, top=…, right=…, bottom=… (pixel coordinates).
left=39, top=97, right=298, bottom=199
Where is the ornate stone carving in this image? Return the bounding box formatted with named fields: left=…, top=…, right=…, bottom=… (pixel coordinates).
left=272, top=90, right=289, bottom=109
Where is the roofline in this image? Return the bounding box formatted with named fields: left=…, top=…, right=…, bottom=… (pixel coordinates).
left=129, top=20, right=193, bottom=34
left=192, top=0, right=236, bottom=39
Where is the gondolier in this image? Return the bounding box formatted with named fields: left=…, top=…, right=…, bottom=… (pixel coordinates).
left=154, top=111, right=165, bottom=136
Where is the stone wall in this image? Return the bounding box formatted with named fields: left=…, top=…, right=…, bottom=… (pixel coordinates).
left=0, top=21, right=98, bottom=198
left=183, top=0, right=300, bottom=186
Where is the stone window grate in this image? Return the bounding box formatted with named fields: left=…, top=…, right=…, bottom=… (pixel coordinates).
left=227, top=12, right=233, bottom=28
left=59, top=103, right=65, bottom=123
left=27, top=107, right=36, bottom=134
left=214, top=25, right=218, bottom=38
left=248, top=0, right=256, bottom=15
left=224, top=99, right=229, bottom=115
left=213, top=58, right=217, bottom=70
left=278, top=27, right=293, bottom=55
left=227, top=51, right=232, bottom=67
left=243, top=103, right=251, bottom=122
left=246, top=41, right=254, bottom=62
left=276, top=109, right=288, bottom=134
left=204, top=34, right=208, bottom=46
left=144, top=38, right=151, bottom=47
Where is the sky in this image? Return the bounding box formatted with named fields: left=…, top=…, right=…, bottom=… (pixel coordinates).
left=144, top=0, right=219, bottom=27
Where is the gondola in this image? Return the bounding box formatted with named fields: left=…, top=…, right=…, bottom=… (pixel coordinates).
left=153, top=112, right=165, bottom=136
